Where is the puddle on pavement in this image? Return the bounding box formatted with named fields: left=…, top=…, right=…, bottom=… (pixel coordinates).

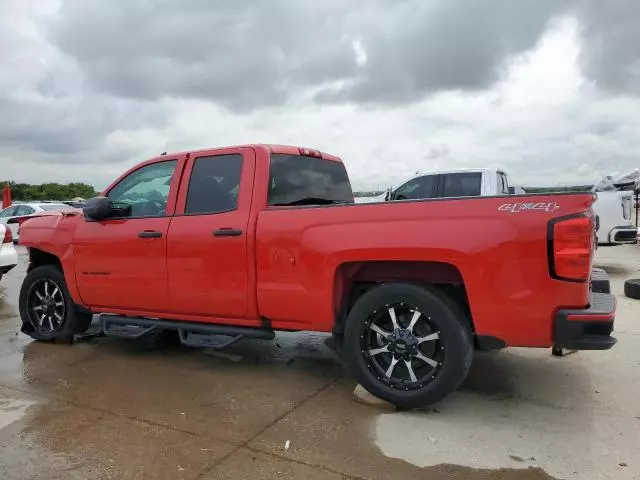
left=0, top=398, right=36, bottom=431
left=374, top=409, right=559, bottom=480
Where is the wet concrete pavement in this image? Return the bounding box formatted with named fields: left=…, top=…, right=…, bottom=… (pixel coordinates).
left=0, top=246, right=638, bottom=479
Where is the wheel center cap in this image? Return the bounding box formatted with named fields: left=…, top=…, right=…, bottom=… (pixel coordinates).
left=389, top=330, right=418, bottom=357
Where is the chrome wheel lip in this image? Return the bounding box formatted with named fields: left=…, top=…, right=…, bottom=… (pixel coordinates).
left=27, top=279, right=66, bottom=335
left=361, top=303, right=444, bottom=391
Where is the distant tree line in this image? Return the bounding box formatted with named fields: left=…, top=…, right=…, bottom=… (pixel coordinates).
left=1, top=181, right=99, bottom=201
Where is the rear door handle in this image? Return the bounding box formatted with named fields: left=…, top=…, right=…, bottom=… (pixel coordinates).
left=213, top=229, right=243, bottom=237
left=138, top=231, right=163, bottom=238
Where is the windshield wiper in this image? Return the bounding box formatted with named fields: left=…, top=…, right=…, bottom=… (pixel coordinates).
left=273, top=197, right=347, bottom=206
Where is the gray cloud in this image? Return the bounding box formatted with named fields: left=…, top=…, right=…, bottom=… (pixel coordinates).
left=50, top=0, right=361, bottom=110
left=576, top=0, right=640, bottom=95
left=47, top=0, right=640, bottom=109
left=0, top=0, right=168, bottom=169
left=49, top=0, right=575, bottom=109
left=319, top=0, right=571, bottom=104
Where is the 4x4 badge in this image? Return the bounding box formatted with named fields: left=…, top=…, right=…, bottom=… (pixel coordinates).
left=498, top=202, right=560, bottom=213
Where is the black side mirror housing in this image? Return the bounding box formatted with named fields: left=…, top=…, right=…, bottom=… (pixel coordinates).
left=83, top=196, right=112, bottom=221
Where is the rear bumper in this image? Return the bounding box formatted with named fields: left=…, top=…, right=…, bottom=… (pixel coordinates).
left=554, top=291, right=617, bottom=350
left=608, top=226, right=637, bottom=244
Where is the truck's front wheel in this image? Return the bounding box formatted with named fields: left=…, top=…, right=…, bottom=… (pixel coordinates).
left=344, top=283, right=473, bottom=408
left=19, top=265, right=93, bottom=343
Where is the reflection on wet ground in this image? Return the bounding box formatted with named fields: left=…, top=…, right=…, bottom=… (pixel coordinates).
left=0, top=246, right=638, bottom=479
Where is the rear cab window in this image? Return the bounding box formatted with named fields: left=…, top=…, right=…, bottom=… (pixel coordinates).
left=442, top=172, right=482, bottom=197
left=268, top=154, right=353, bottom=206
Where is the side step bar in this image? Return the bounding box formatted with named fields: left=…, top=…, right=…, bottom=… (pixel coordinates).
left=100, top=315, right=275, bottom=344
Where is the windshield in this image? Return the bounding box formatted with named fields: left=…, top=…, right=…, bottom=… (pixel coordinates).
left=268, top=154, right=354, bottom=206
left=39, top=204, right=75, bottom=211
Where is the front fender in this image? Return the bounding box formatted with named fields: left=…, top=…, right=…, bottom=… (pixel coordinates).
left=21, top=213, right=84, bottom=306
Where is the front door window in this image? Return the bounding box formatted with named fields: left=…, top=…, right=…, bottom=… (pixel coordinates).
left=107, top=160, right=178, bottom=218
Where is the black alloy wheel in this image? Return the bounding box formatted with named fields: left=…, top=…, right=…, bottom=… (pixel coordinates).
left=362, top=303, right=443, bottom=390
left=20, top=265, right=93, bottom=343
left=344, top=283, right=473, bottom=408
left=27, top=278, right=66, bottom=335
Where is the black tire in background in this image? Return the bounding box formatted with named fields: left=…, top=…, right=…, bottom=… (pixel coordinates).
left=624, top=278, right=640, bottom=300
left=19, top=265, right=93, bottom=343
left=343, top=282, right=473, bottom=408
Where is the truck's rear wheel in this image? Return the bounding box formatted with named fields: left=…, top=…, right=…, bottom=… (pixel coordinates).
left=344, top=283, right=473, bottom=408
left=19, top=265, right=93, bottom=343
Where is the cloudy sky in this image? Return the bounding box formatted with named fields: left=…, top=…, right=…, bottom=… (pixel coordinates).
left=1, top=0, right=640, bottom=191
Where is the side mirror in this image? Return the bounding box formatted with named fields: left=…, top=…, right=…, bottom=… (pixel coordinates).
left=83, top=196, right=112, bottom=220
left=385, top=188, right=393, bottom=201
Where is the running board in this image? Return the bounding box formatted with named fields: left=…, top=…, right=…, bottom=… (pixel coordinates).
left=99, top=315, right=275, bottom=344
left=178, top=330, right=243, bottom=349
left=103, top=321, right=157, bottom=339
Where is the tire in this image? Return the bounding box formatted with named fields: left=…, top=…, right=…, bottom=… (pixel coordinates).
left=19, top=265, right=93, bottom=343
left=624, top=278, right=640, bottom=300
left=343, top=283, right=473, bottom=408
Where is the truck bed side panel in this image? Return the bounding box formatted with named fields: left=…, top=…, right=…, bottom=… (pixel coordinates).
left=255, top=194, right=593, bottom=347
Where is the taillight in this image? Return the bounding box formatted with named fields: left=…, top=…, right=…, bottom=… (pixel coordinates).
left=2, top=228, right=12, bottom=245
left=548, top=214, right=593, bottom=282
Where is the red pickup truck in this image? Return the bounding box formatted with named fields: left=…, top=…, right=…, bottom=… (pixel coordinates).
left=17, top=144, right=616, bottom=407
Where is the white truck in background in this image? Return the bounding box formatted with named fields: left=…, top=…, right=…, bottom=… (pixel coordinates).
left=382, top=168, right=510, bottom=201
left=369, top=168, right=637, bottom=246
left=591, top=174, right=638, bottom=246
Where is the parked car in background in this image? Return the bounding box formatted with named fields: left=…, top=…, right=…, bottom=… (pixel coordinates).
left=17, top=144, right=615, bottom=408
left=62, top=200, right=87, bottom=208
left=0, top=224, right=18, bottom=281
left=0, top=202, right=76, bottom=242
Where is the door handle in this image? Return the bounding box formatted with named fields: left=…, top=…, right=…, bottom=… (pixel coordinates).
left=213, top=228, right=243, bottom=237
left=138, top=231, right=163, bottom=238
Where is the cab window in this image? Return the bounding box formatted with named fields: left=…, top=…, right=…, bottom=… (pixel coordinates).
left=498, top=172, right=509, bottom=194
left=268, top=154, right=353, bottom=206
left=185, top=154, right=243, bottom=214
left=393, top=175, right=437, bottom=200
left=442, top=172, right=482, bottom=197
left=107, top=160, right=177, bottom=218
